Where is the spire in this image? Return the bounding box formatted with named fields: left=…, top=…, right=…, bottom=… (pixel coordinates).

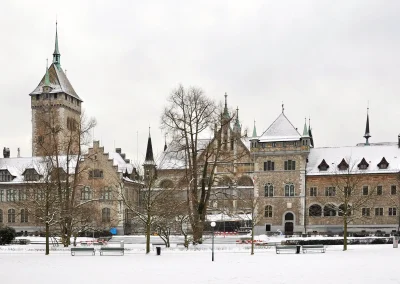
left=44, top=59, right=50, bottom=87
left=145, top=128, right=154, bottom=163
left=282, top=102, right=284, bottom=113
left=53, top=21, right=61, bottom=67
left=302, top=117, right=309, bottom=137
left=233, top=107, right=241, bottom=134
left=308, top=117, right=314, bottom=147
left=364, top=107, right=371, bottom=145
left=252, top=120, right=257, bottom=137
left=223, top=92, right=229, bottom=119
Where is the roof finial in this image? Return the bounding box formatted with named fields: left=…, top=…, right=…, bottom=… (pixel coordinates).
left=148, top=126, right=151, bottom=137
left=223, top=92, right=229, bottom=118
left=282, top=102, right=284, bottom=113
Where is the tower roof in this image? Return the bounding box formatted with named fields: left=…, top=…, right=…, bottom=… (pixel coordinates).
left=252, top=120, right=257, bottom=138
left=364, top=108, right=371, bottom=145
left=222, top=93, right=229, bottom=119
left=259, top=113, right=301, bottom=142
left=144, top=131, right=155, bottom=164
left=53, top=22, right=61, bottom=67
left=302, top=118, right=309, bottom=137
left=30, top=63, right=81, bottom=101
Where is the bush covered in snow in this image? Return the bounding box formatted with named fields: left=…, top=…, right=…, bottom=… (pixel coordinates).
left=0, top=227, right=16, bottom=245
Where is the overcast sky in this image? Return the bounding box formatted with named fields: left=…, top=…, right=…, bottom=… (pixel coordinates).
left=1, top=0, right=400, bottom=163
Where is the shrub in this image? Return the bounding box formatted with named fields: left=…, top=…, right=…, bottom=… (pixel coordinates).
left=0, top=227, right=16, bottom=245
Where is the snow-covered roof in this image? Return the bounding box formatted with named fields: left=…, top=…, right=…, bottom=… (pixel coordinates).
left=0, top=156, right=76, bottom=183
left=258, top=113, right=301, bottom=142
left=307, top=143, right=400, bottom=175
left=108, top=152, right=135, bottom=174
left=30, top=63, right=81, bottom=101
left=241, top=137, right=251, bottom=150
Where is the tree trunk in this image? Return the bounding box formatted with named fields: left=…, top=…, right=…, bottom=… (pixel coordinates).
left=343, top=215, right=348, bottom=251
left=45, top=222, right=50, bottom=255
left=146, top=216, right=151, bottom=254
left=192, top=219, right=204, bottom=244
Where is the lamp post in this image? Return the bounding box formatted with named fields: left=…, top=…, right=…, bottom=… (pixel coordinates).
left=211, top=221, right=216, bottom=261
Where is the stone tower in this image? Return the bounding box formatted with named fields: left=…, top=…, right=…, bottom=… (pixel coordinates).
left=29, top=23, right=82, bottom=156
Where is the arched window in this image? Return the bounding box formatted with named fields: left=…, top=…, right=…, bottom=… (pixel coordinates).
left=21, top=209, right=29, bottom=223
left=217, top=176, right=232, bottom=186
left=0, top=209, right=3, bottom=223
left=264, top=205, right=272, bottom=217
left=81, top=186, right=92, bottom=200
left=237, top=176, right=253, bottom=186
left=285, top=212, right=294, bottom=221
left=338, top=204, right=352, bottom=216
left=285, top=183, right=295, bottom=196
left=324, top=204, right=337, bottom=216
left=309, top=204, right=322, bottom=217
left=8, top=209, right=15, bottom=223
left=102, top=208, right=111, bottom=223
left=264, top=183, right=274, bottom=197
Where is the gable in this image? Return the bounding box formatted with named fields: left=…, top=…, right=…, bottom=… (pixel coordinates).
left=258, top=113, right=301, bottom=142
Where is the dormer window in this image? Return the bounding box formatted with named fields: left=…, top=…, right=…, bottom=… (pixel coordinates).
left=358, top=158, right=369, bottom=170
left=23, top=168, right=40, bottom=181
left=0, top=170, right=15, bottom=182
left=338, top=159, right=349, bottom=171
left=318, top=159, right=329, bottom=171
left=377, top=157, right=389, bottom=170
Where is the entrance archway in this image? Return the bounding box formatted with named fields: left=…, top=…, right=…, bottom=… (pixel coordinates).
left=284, top=212, right=294, bottom=235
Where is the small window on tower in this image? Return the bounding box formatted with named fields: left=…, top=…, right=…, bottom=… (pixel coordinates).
left=65, top=94, right=68, bottom=100
left=36, top=95, right=40, bottom=100
left=54, top=93, right=58, bottom=99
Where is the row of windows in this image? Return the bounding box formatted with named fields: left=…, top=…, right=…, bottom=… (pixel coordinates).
left=81, top=187, right=112, bottom=200
left=89, top=169, right=104, bottom=179
left=0, top=209, right=29, bottom=223
left=309, top=185, right=397, bottom=197
left=318, top=157, right=389, bottom=171
left=264, top=204, right=399, bottom=218
left=252, top=141, right=305, bottom=149
left=263, top=160, right=296, bottom=171
left=264, top=183, right=295, bottom=197
left=35, top=93, right=80, bottom=106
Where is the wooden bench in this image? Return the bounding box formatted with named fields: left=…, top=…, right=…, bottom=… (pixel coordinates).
left=71, top=247, right=95, bottom=256
left=302, top=245, right=325, bottom=253
left=275, top=245, right=299, bottom=254
left=100, top=247, right=124, bottom=256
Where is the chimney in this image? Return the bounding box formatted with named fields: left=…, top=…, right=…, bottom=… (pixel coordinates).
left=3, top=147, right=10, bottom=158
left=17, top=148, right=20, bottom=158
left=116, top=148, right=122, bottom=154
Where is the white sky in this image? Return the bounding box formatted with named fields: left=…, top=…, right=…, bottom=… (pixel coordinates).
left=1, top=0, right=400, bottom=163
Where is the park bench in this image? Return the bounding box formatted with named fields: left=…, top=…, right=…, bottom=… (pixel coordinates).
left=100, top=247, right=124, bottom=256
left=302, top=245, right=325, bottom=253
left=71, top=247, right=95, bottom=256
left=275, top=245, right=299, bottom=254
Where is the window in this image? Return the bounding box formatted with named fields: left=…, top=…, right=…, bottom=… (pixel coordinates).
left=284, top=183, right=295, bottom=197
left=324, top=204, right=336, bottom=216
left=20, top=209, right=28, bottom=223
left=344, top=187, right=351, bottom=197
left=325, top=187, right=336, bottom=196
left=8, top=209, right=15, bottom=223
left=338, top=159, right=349, bottom=171
left=102, top=208, right=111, bottom=223
left=230, top=138, right=234, bottom=151
left=318, top=159, right=329, bottom=171
left=265, top=224, right=271, bottom=232
left=0, top=189, right=4, bottom=202
left=377, top=186, right=383, bottom=195
left=362, top=186, right=369, bottom=196
left=264, top=161, right=275, bottom=171
left=338, top=204, right=351, bottom=216
left=264, top=205, right=272, bottom=218
left=34, top=189, right=45, bottom=201
left=309, top=187, right=317, bottom=197
left=102, top=187, right=112, bottom=200
left=0, top=170, right=14, bottom=182
left=362, top=208, right=370, bottom=216
left=0, top=209, right=2, bottom=223
left=375, top=208, right=383, bottom=216
left=377, top=157, right=389, bottom=169
left=36, top=94, right=39, bottom=100
left=391, top=185, right=397, bottom=195
left=24, top=168, right=40, bottom=181
left=358, top=158, right=369, bottom=170
left=18, top=189, right=27, bottom=201
left=294, top=142, right=298, bottom=147
left=264, top=183, right=274, bottom=197
left=389, top=208, right=397, bottom=216
left=272, top=142, right=276, bottom=147
left=89, top=169, right=103, bottom=179
left=65, top=94, right=68, bottom=100
left=284, top=160, right=296, bottom=171
left=81, top=186, right=92, bottom=200
left=6, top=189, right=16, bottom=202
left=309, top=204, right=322, bottom=216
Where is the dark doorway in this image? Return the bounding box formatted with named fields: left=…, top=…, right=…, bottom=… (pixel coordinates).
left=284, top=222, right=293, bottom=235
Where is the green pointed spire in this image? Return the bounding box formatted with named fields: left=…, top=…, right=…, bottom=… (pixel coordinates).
left=302, top=117, right=309, bottom=137
left=252, top=120, right=257, bottom=137
left=53, top=21, right=61, bottom=67
left=44, top=59, right=50, bottom=87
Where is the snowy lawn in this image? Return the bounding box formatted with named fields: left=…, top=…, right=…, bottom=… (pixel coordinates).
left=0, top=245, right=399, bottom=283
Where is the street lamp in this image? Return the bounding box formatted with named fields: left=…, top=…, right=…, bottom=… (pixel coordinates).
left=211, top=221, right=216, bottom=261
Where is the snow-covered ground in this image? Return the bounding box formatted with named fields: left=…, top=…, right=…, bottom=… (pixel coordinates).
left=0, top=241, right=399, bottom=283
